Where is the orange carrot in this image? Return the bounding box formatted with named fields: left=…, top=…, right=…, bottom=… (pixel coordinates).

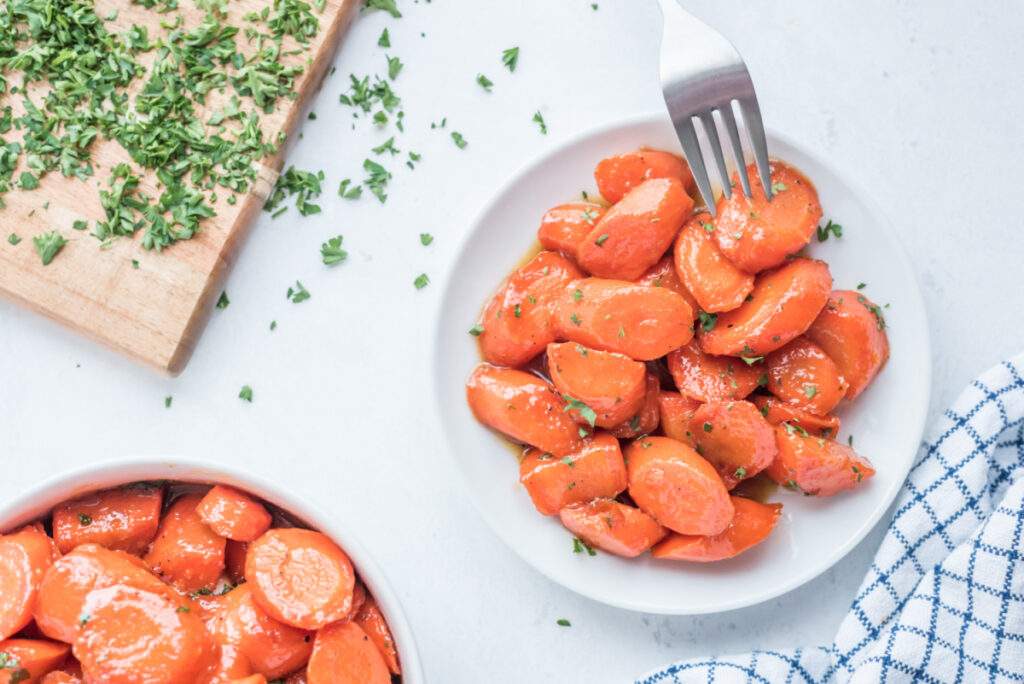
left=519, top=432, right=627, bottom=516
left=199, top=641, right=254, bottom=683
left=635, top=255, right=700, bottom=316
left=559, top=499, right=666, bottom=558
left=594, top=148, right=693, bottom=204
left=652, top=496, right=782, bottom=562
left=666, top=339, right=762, bottom=402
left=577, top=177, right=693, bottom=280
left=656, top=391, right=701, bottom=445
left=197, top=486, right=272, bottom=543
left=145, top=494, right=226, bottom=593
left=673, top=212, right=754, bottom=312
left=354, top=596, right=401, bottom=676
left=466, top=363, right=583, bottom=457
left=51, top=484, right=162, bottom=556
left=767, top=423, right=875, bottom=496
left=608, top=374, right=661, bottom=439
left=688, top=400, right=778, bottom=489
left=751, top=395, right=840, bottom=437
left=0, top=525, right=57, bottom=640
left=804, top=289, right=890, bottom=400
left=306, top=621, right=390, bottom=684
left=0, top=639, right=69, bottom=683
left=537, top=202, right=607, bottom=261
left=227, top=677, right=266, bottom=684
left=40, top=672, right=81, bottom=684
left=764, top=337, right=848, bottom=415
left=546, top=342, right=646, bottom=428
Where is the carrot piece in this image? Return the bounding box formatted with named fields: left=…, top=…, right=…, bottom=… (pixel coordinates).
left=666, top=339, right=762, bottom=402
left=207, top=584, right=313, bottom=680
left=577, top=177, right=693, bottom=280
left=804, top=290, right=890, bottom=400
left=353, top=596, right=401, bottom=676
left=466, top=363, right=583, bottom=457
left=0, top=639, right=69, bottom=683
left=657, top=391, right=701, bottom=445
left=306, top=621, right=389, bottom=684
left=518, top=432, right=627, bottom=516
left=224, top=541, right=248, bottom=585
left=245, top=529, right=354, bottom=631
left=51, top=484, right=163, bottom=556
left=144, top=494, right=226, bottom=593
left=699, top=257, right=832, bottom=357
left=554, top=278, right=693, bottom=360
left=652, top=496, right=782, bottom=562
left=635, top=255, right=700, bottom=316
left=767, top=423, right=875, bottom=496
left=625, top=436, right=733, bottom=536
left=688, top=400, right=778, bottom=489
left=0, top=525, right=57, bottom=640
left=608, top=374, right=661, bottom=439
left=713, top=161, right=822, bottom=273
left=199, top=641, right=254, bottom=684
left=547, top=342, right=646, bottom=428
left=73, top=585, right=215, bottom=684
left=346, top=582, right=367, bottom=622
left=35, top=544, right=174, bottom=644
left=477, top=251, right=583, bottom=368
left=197, top=486, right=272, bottom=543
left=559, top=499, right=666, bottom=558
left=750, top=395, right=840, bottom=437
left=673, top=212, right=754, bottom=312
left=226, top=676, right=265, bottom=684
left=537, top=202, right=607, bottom=260
left=594, top=148, right=694, bottom=204
left=764, top=337, right=848, bottom=415
left=41, top=672, right=81, bottom=684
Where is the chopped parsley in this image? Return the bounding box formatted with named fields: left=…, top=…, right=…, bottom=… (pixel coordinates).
left=532, top=110, right=547, bottom=134
left=321, top=235, right=348, bottom=265
left=265, top=167, right=324, bottom=217
left=78, top=513, right=93, bottom=526
left=7, top=234, right=20, bottom=246
left=337, top=178, right=362, bottom=200
left=386, top=55, right=403, bottom=80
left=556, top=618, right=571, bottom=627
left=562, top=395, right=597, bottom=427
left=501, top=46, right=520, bottom=72
left=33, top=232, right=67, bottom=266
left=414, top=273, right=430, bottom=289
left=364, top=0, right=401, bottom=18
left=165, top=396, right=173, bottom=408
left=216, top=291, right=230, bottom=309
left=697, top=310, right=717, bottom=332
left=468, top=324, right=485, bottom=336
left=287, top=281, right=311, bottom=303
left=377, top=28, right=390, bottom=47
left=476, top=73, right=494, bottom=91
left=594, top=233, right=609, bottom=246
left=419, top=232, right=434, bottom=246
left=363, top=159, right=392, bottom=202
left=238, top=385, right=254, bottom=402
left=803, top=384, right=818, bottom=399
left=572, top=536, right=596, bottom=556
left=734, top=467, right=747, bottom=478
left=770, top=181, right=788, bottom=193
left=451, top=131, right=468, bottom=149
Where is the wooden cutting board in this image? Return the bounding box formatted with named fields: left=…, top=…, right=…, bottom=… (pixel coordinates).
left=0, top=0, right=358, bottom=374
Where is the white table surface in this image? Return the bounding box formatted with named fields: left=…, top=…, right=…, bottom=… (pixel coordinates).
left=3, top=1, right=1023, bottom=682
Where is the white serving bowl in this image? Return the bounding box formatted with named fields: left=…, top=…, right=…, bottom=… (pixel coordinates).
left=433, top=113, right=931, bottom=615
left=0, top=456, right=425, bottom=682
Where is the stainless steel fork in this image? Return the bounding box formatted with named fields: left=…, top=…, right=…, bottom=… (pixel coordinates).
left=657, top=0, right=772, bottom=215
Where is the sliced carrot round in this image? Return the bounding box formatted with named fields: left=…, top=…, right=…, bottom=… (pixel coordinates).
left=52, top=484, right=163, bottom=556
left=537, top=202, right=607, bottom=261
left=559, top=499, right=666, bottom=558
left=518, top=432, right=627, bottom=516
left=699, top=257, right=832, bottom=357
left=751, top=394, right=840, bottom=437
left=0, top=525, right=57, bottom=640
left=666, top=339, right=762, bottom=402
left=765, top=337, right=847, bottom=415
left=245, top=529, right=354, bottom=631
left=466, top=363, right=583, bottom=457
left=608, top=374, right=661, bottom=439
left=144, top=494, right=226, bottom=593
left=546, top=342, right=646, bottom=428
left=767, top=423, right=875, bottom=496
left=713, top=160, right=822, bottom=273
left=197, top=486, right=273, bottom=543
left=673, top=212, right=754, bottom=312
left=656, top=391, right=701, bottom=445
left=688, top=400, right=778, bottom=489
left=635, top=255, right=700, bottom=316
left=578, top=177, right=693, bottom=280
left=804, top=289, right=890, bottom=400
left=306, top=621, right=389, bottom=684
left=594, top=148, right=693, bottom=204
left=652, top=496, right=782, bottom=562
left=0, top=638, right=69, bottom=682
left=353, top=596, right=401, bottom=676
left=625, top=436, right=733, bottom=536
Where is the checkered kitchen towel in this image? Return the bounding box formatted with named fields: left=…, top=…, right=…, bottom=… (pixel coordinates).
left=639, top=355, right=1024, bottom=683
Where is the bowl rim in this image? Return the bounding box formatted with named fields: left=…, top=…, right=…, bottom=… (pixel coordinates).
left=431, top=111, right=932, bottom=615
left=0, top=455, right=426, bottom=682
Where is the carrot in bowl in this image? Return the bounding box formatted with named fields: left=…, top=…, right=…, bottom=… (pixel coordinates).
left=0, top=638, right=69, bottom=682
left=688, top=400, right=778, bottom=489
left=518, top=432, right=627, bottom=516
left=673, top=212, right=754, bottom=313
left=197, top=486, right=272, bottom=543
left=656, top=391, right=701, bottom=445
left=52, top=484, right=163, bottom=556
left=652, top=496, right=782, bottom=562
left=546, top=342, right=646, bottom=428
left=559, top=499, right=666, bottom=558
left=594, top=148, right=693, bottom=204
left=0, top=524, right=57, bottom=640
left=804, top=289, right=890, bottom=400
left=537, top=202, right=607, bottom=261
left=608, top=374, right=661, bottom=439
left=751, top=394, right=840, bottom=437
left=764, top=336, right=848, bottom=415
left=666, top=339, right=762, bottom=402
left=145, top=494, right=226, bottom=593
left=767, top=423, right=875, bottom=496
left=306, top=621, right=390, bottom=684
left=635, top=255, right=699, bottom=316
left=354, top=596, right=401, bottom=675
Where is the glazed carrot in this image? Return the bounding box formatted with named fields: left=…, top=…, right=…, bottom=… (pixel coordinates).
left=594, top=148, right=694, bottom=204
left=553, top=278, right=693, bottom=360
left=226, top=676, right=265, bottom=684
left=0, top=639, right=69, bottom=682
left=666, top=339, right=762, bottom=402
left=537, top=202, right=607, bottom=260
left=688, top=400, right=778, bottom=489
left=656, top=391, right=701, bottom=445
left=477, top=250, right=583, bottom=368
left=197, top=486, right=273, bottom=543
left=199, top=641, right=254, bottom=683
left=52, top=484, right=162, bottom=555
left=35, top=544, right=174, bottom=644
left=347, top=582, right=367, bottom=622
left=767, top=423, right=875, bottom=496
left=624, top=436, right=733, bottom=536
left=41, top=672, right=81, bottom=684
left=751, top=395, right=840, bottom=437
left=713, top=161, right=822, bottom=273
left=699, top=257, right=832, bottom=357
left=673, top=212, right=754, bottom=312
left=306, top=621, right=390, bottom=684
left=608, top=374, right=661, bottom=439
left=577, top=177, right=693, bottom=280
left=804, top=290, right=890, bottom=400
left=765, top=337, right=848, bottom=415
left=546, top=342, right=646, bottom=428
left=518, top=432, right=627, bottom=516
left=0, top=525, right=57, bottom=640
left=635, top=255, right=700, bottom=316
left=145, top=494, right=226, bottom=593
left=74, top=585, right=215, bottom=684
left=245, top=529, right=354, bottom=631
left=225, top=540, right=248, bottom=584
left=466, top=363, right=583, bottom=457
left=208, top=584, right=313, bottom=680
left=652, top=496, right=782, bottom=562
left=559, top=499, right=666, bottom=558
left=354, top=596, right=401, bottom=675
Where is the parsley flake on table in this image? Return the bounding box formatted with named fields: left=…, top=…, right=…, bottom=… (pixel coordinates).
left=165, top=396, right=173, bottom=408
left=556, top=618, right=571, bottom=627
left=532, top=110, right=548, bottom=134
left=406, top=151, right=421, bottom=170
left=451, top=131, right=468, bottom=149
left=216, top=291, right=230, bottom=309
left=238, top=385, right=254, bottom=402
left=7, top=233, right=20, bottom=245
left=377, top=28, right=390, bottom=47
left=338, top=178, right=363, bottom=199
left=72, top=220, right=88, bottom=231
left=420, top=233, right=433, bottom=246
left=414, top=273, right=430, bottom=289
left=372, top=137, right=400, bottom=155
left=364, top=0, right=401, bottom=18
left=287, top=281, right=311, bottom=303
left=387, top=55, right=403, bottom=80
left=270, top=320, right=277, bottom=331
left=321, top=235, right=348, bottom=265
left=265, top=167, right=324, bottom=217
left=363, top=159, right=392, bottom=202
left=502, top=46, right=520, bottom=72
left=33, top=231, right=67, bottom=266
left=476, top=73, right=494, bottom=92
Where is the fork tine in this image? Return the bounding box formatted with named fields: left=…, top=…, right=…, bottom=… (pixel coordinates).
left=719, top=103, right=751, bottom=198
left=673, top=116, right=716, bottom=215
left=698, top=111, right=731, bottom=200
left=738, top=96, right=772, bottom=199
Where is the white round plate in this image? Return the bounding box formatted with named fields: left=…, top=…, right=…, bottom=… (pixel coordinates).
left=433, top=114, right=930, bottom=615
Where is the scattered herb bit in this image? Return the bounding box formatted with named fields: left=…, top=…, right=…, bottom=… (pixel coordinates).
left=513, top=304, right=521, bottom=318
left=270, top=320, right=277, bottom=331
left=363, top=159, right=392, bottom=202
left=419, top=232, right=433, bottom=246
left=594, top=234, right=609, bottom=246
left=572, top=536, right=596, bottom=556
left=816, top=219, right=843, bottom=242
left=33, top=232, right=67, bottom=266
left=572, top=288, right=583, bottom=302
left=734, top=467, right=747, bottom=479
left=364, top=0, right=401, bottom=18
left=703, top=422, right=713, bottom=433
left=414, top=273, right=430, bottom=289
left=562, top=395, right=597, bottom=427
left=771, top=181, right=788, bottom=193
left=476, top=73, right=493, bottom=92
left=757, top=373, right=769, bottom=387
left=501, top=46, right=520, bottom=72
left=697, top=310, right=718, bottom=332
left=556, top=618, right=571, bottom=627
left=132, top=259, right=140, bottom=269
left=18, top=172, right=39, bottom=190
left=387, top=55, right=403, bottom=80
left=338, top=178, right=363, bottom=200
left=265, top=167, right=324, bottom=217
left=569, top=313, right=582, bottom=326
left=372, top=137, right=400, bottom=155
left=702, top=221, right=715, bottom=233
left=451, top=131, right=468, bottom=149
left=72, top=220, right=88, bottom=231
left=176, top=605, right=190, bottom=613
left=216, top=291, right=230, bottom=309
left=7, top=234, right=20, bottom=245
left=165, top=396, right=173, bottom=408
left=857, top=282, right=867, bottom=290
left=468, top=324, right=484, bottom=336
left=740, top=355, right=764, bottom=365
left=239, top=385, right=254, bottom=402
left=532, top=110, right=547, bottom=134
left=803, top=384, right=818, bottom=399
left=287, top=281, right=311, bottom=303
left=78, top=513, right=93, bottom=526
left=321, top=235, right=348, bottom=265
left=377, top=28, right=390, bottom=47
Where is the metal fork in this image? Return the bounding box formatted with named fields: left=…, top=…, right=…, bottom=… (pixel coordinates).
left=657, top=0, right=772, bottom=215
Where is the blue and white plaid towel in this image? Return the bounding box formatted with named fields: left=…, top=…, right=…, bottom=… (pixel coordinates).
left=639, top=355, right=1024, bottom=683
